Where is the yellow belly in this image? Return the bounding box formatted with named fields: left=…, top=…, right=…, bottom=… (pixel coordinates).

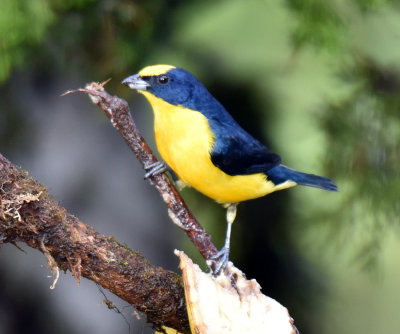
left=140, top=92, right=296, bottom=203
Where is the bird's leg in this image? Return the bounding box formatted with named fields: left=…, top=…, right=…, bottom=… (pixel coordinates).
left=207, top=203, right=238, bottom=276
left=144, top=161, right=167, bottom=179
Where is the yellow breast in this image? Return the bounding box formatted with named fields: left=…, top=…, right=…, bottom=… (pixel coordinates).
left=140, top=91, right=295, bottom=203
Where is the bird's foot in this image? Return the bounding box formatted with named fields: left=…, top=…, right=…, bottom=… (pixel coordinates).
left=144, top=161, right=167, bottom=179
left=207, top=246, right=230, bottom=277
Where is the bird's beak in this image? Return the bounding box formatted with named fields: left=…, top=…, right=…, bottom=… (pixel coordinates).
left=121, top=74, right=150, bottom=91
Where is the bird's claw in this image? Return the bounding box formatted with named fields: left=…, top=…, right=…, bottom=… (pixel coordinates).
left=207, top=246, right=230, bottom=276
left=144, top=161, right=167, bottom=179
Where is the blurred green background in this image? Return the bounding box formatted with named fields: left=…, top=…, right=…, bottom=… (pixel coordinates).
left=1, top=0, right=400, bottom=333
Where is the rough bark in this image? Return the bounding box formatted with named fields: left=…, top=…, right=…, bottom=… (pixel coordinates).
left=0, top=153, right=189, bottom=333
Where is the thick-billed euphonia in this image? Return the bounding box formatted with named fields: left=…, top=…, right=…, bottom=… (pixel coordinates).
left=122, top=64, right=337, bottom=274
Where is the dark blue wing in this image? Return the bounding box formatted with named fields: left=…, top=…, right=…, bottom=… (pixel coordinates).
left=209, top=118, right=281, bottom=176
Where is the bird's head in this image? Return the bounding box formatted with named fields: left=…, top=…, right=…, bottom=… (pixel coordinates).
left=122, top=64, right=213, bottom=108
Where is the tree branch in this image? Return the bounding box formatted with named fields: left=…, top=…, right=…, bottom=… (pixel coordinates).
left=1, top=81, right=299, bottom=333
left=0, top=80, right=222, bottom=333
left=0, top=153, right=190, bottom=333
left=63, top=82, right=220, bottom=265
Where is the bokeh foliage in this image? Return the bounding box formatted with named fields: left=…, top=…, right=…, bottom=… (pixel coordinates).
left=322, top=57, right=400, bottom=270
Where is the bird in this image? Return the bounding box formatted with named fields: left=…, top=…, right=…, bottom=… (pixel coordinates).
left=122, top=64, right=337, bottom=275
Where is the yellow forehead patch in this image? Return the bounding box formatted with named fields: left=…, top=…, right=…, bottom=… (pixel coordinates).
left=139, top=64, right=176, bottom=77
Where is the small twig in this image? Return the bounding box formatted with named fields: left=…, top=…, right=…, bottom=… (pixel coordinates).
left=97, top=285, right=131, bottom=332
left=64, top=82, right=220, bottom=265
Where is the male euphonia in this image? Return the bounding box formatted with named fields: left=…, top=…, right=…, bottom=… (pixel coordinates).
left=122, top=64, right=337, bottom=274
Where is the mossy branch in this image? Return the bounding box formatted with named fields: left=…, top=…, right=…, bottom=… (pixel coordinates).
left=0, top=153, right=190, bottom=333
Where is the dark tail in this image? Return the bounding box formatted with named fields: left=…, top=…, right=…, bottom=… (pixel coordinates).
left=266, top=165, right=338, bottom=191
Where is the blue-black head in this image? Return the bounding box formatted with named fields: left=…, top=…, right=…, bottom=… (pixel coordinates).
left=122, top=64, right=222, bottom=112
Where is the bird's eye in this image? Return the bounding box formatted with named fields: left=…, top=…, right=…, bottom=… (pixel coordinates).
left=157, top=75, right=169, bottom=85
